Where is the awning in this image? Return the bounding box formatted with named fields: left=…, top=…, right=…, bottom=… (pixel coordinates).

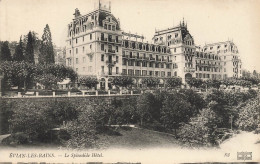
left=58, top=78, right=71, bottom=85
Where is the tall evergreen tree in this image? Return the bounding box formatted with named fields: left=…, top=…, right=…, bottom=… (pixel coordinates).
left=0, top=41, right=12, bottom=62
left=13, top=36, right=24, bottom=61
left=25, top=31, right=35, bottom=63
left=39, top=24, right=55, bottom=64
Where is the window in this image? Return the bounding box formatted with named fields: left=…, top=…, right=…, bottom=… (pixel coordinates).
left=149, top=62, right=153, bottom=67
left=112, top=26, right=115, bottom=31
left=116, top=46, right=118, bottom=52
left=101, top=54, right=104, bottom=61
left=101, top=66, right=104, bottom=74
left=123, top=59, right=127, bottom=65
left=116, top=67, right=119, bottom=74
left=161, top=71, right=165, bottom=77
left=142, top=61, right=147, bottom=67
left=101, top=44, right=104, bottom=51
left=161, top=63, right=164, bottom=68
left=167, top=72, right=171, bottom=77
left=149, top=71, right=153, bottom=76
left=83, top=57, right=86, bottom=63
left=83, top=46, right=85, bottom=52
left=70, top=40, right=71, bottom=45
left=89, top=56, right=93, bottom=62
left=174, top=48, right=176, bottom=53
left=76, top=48, right=78, bottom=54
left=108, top=25, right=111, bottom=30
left=122, top=69, right=127, bottom=75
left=90, top=44, right=92, bottom=50
left=88, top=66, right=92, bottom=72
left=76, top=58, right=78, bottom=64
left=69, top=50, right=71, bottom=54
left=155, top=71, right=159, bottom=77
left=76, top=38, right=78, bottom=44
left=83, top=36, right=84, bottom=42
left=135, top=70, right=140, bottom=76
left=116, top=56, right=119, bottom=63
left=90, top=34, right=92, bottom=40
left=142, top=70, right=147, bottom=76
left=224, top=68, right=226, bottom=72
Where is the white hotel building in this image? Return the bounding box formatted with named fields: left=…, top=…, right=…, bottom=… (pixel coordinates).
left=65, top=2, right=242, bottom=90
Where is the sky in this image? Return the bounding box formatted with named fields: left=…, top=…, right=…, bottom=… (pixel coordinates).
left=0, top=0, right=260, bottom=72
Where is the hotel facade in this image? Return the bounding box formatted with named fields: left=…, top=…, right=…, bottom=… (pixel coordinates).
left=65, top=3, right=242, bottom=89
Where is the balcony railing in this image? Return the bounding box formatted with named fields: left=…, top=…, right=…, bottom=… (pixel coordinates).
left=107, top=49, right=116, bottom=53
left=106, top=60, right=116, bottom=66
left=184, top=67, right=196, bottom=72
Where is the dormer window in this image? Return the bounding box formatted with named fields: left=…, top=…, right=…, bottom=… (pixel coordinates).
left=175, top=33, right=178, bottom=38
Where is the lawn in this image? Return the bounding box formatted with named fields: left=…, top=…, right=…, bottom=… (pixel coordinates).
left=96, top=127, right=181, bottom=149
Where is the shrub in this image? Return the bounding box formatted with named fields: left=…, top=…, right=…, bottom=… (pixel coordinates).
left=8, top=101, right=55, bottom=141
left=179, top=108, right=219, bottom=147
left=2, top=132, right=29, bottom=145
left=65, top=109, right=97, bottom=149
left=235, top=97, right=260, bottom=131
left=49, top=100, right=79, bottom=126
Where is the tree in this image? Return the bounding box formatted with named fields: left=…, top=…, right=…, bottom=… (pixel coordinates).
left=13, top=36, right=24, bottom=61
left=33, top=64, right=78, bottom=89
left=39, top=24, right=55, bottom=64
left=34, top=73, right=60, bottom=90
left=142, top=77, right=160, bottom=88
left=79, top=76, right=98, bottom=89
left=25, top=32, right=35, bottom=63
left=111, top=76, right=133, bottom=89
left=166, top=77, right=182, bottom=88
left=0, top=41, right=12, bottom=62
left=205, top=79, right=221, bottom=89
left=136, top=93, right=155, bottom=125
left=0, top=61, right=35, bottom=91
left=160, top=92, right=192, bottom=135
left=179, top=89, right=206, bottom=114
left=186, top=77, right=203, bottom=88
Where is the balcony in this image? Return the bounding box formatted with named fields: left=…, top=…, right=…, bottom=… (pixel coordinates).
left=184, top=67, right=196, bottom=72
left=108, top=38, right=115, bottom=43
left=108, top=49, right=116, bottom=53
left=150, top=57, right=155, bottom=61
left=106, top=60, right=116, bottom=67
left=115, top=39, right=122, bottom=44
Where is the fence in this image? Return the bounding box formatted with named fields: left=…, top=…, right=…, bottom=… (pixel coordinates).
left=3, top=89, right=143, bottom=99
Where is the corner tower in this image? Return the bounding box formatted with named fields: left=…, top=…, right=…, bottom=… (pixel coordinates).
left=153, top=19, right=196, bottom=83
